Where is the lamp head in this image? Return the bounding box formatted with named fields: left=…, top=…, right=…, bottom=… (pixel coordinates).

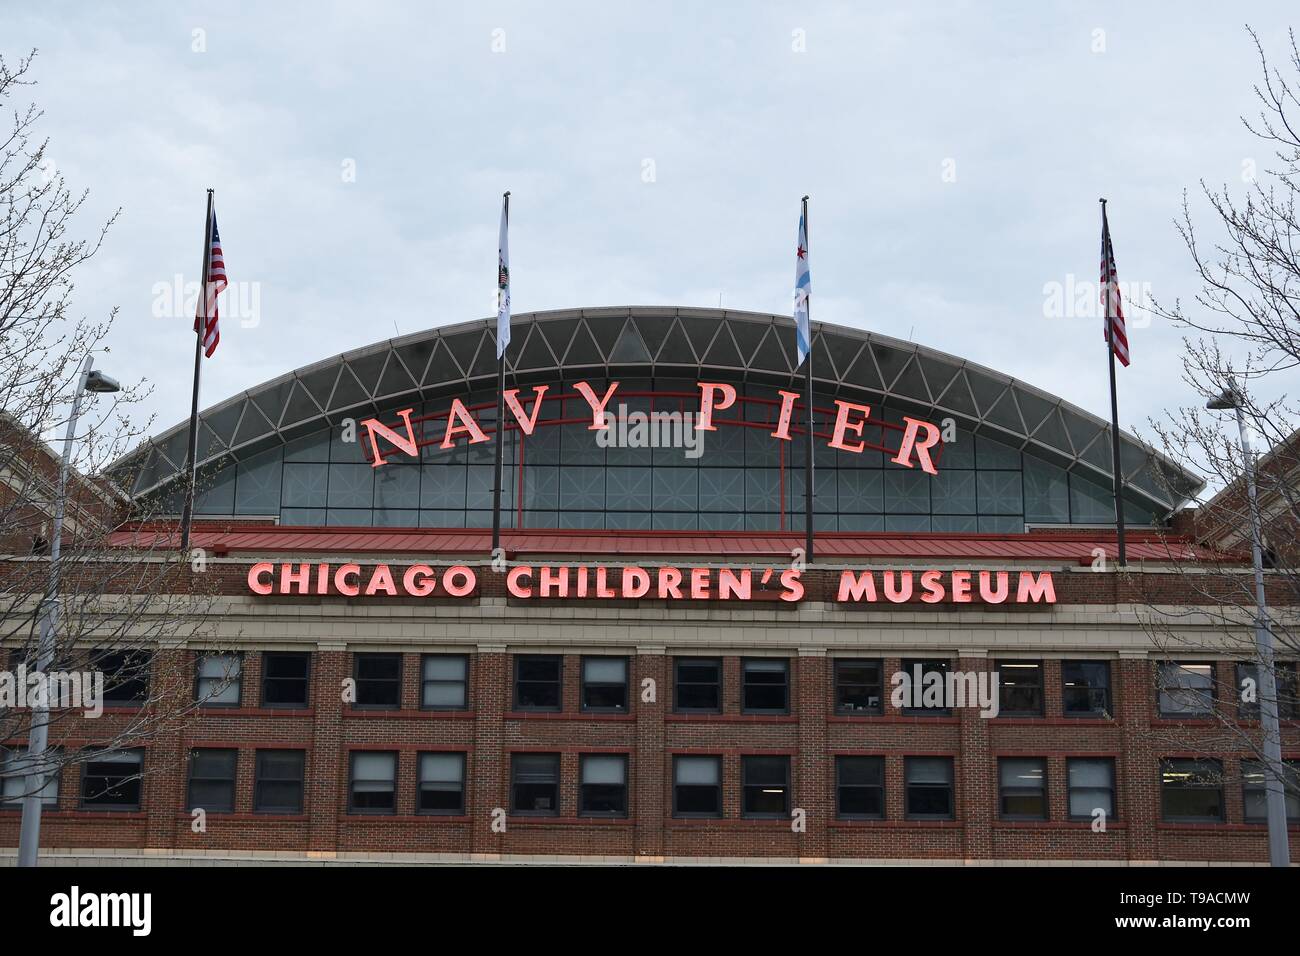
left=84, top=370, right=120, bottom=393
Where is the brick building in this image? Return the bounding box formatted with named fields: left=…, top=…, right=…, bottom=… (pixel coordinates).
left=2, top=307, right=1296, bottom=864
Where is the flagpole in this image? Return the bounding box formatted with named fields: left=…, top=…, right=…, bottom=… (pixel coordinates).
left=1100, top=198, right=1127, bottom=567
left=179, top=188, right=214, bottom=553
left=491, top=191, right=510, bottom=555
left=802, top=195, right=814, bottom=564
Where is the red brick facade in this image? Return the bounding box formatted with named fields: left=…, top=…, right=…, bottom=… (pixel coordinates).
left=3, top=647, right=1297, bottom=863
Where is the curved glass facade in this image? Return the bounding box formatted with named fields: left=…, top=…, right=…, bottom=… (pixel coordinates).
left=159, top=377, right=1162, bottom=532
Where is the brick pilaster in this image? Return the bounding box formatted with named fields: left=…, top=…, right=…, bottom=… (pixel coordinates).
left=144, top=649, right=190, bottom=849
left=958, top=653, right=993, bottom=861
left=633, top=650, right=666, bottom=859
left=470, top=648, right=507, bottom=854
left=1117, top=656, right=1158, bottom=861
left=796, top=650, right=829, bottom=860
left=307, top=647, right=346, bottom=853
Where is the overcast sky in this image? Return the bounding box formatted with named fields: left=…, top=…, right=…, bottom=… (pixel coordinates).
left=8, top=1, right=1299, bottom=451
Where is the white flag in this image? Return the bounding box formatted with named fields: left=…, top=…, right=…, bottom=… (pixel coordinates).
left=497, top=195, right=511, bottom=359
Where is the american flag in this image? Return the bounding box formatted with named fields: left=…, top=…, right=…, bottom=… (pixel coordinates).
left=194, top=210, right=226, bottom=358
left=1100, top=208, right=1129, bottom=367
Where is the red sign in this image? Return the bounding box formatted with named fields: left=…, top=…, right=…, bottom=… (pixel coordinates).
left=247, top=562, right=1056, bottom=606
left=359, top=381, right=944, bottom=475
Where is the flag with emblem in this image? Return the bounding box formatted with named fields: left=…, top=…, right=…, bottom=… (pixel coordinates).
left=497, top=194, right=510, bottom=359
left=793, top=208, right=811, bottom=368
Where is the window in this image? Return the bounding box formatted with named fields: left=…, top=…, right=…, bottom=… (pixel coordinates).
left=997, top=661, right=1043, bottom=716
left=905, top=756, right=954, bottom=820
left=900, top=659, right=952, bottom=716
left=836, top=755, right=884, bottom=819
left=742, top=658, right=789, bottom=714
left=262, top=652, right=311, bottom=708
left=95, top=649, right=150, bottom=705
left=514, top=655, right=562, bottom=711
left=418, top=753, right=466, bottom=814
left=1062, top=661, right=1112, bottom=717
left=1235, top=662, right=1298, bottom=720
left=835, top=660, right=883, bottom=715
left=195, top=652, right=242, bottom=706
left=742, top=755, right=791, bottom=817
left=348, top=751, right=397, bottom=813
left=187, top=749, right=236, bottom=812
left=998, top=757, right=1047, bottom=819
left=353, top=653, right=402, bottom=709
left=582, top=657, right=629, bottom=712
left=421, top=655, right=468, bottom=710
left=1068, top=758, right=1116, bottom=821
left=0, top=746, right=60, bottom=807
left=1241, top=759, right=1300, bottom=822
left=673, top=755, right=722, bottom=817
left=674, top=657, right=721, bottom=713
left=1157, top=662, right=1214, bottom=717
left=511, top=753, right=560, bottom=815
left=80, top=750, right=143, bottom=811
left=580, top=754, right=628, bottom=816
left=1160, top=758, right=1223, bottom=822
left=254, top=750, right=305, bottom=813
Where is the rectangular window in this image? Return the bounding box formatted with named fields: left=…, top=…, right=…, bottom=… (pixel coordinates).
left=1157, top=662, right=1214, bottom=717
left=905, top=756, right=954, bottom=820
left=196, top=652, right=242, bottom=707
left=674, top=657, right=721, bottom=713
left=353, top=653, right=402, bottom=709
left=254, top=750, right=305, bottom=814
left=581, top=657, right=629, bottom=712
left=1068, top=757, right=1116, bottom=821
left=834, top=660, right=883, bottom=715
left=417, top=752, right=465, bottom=814
left=1062, top=661, right=1112, bottom=717
left=836, top=755, right=884, bottom=819
left=742, top=658, right=789, bottom=714
left=511, top=753, right=560, bottom=815
left=1241, top=759, right=1300, bottom=822
left=1160, top=758, right=1224, bottom=822
left=421, top=654, right=468, bottom=710
left=95, top=649, right=150, bottom=705
left=673, top=755, right=722, bottom=817
left=742, top=755, right=791, bottom=817
left=80, top=750, right=143, bottom=811
left=1235, top=662, right=1298, bottom=720
left=580, top=754, right=628, bottom=816
left=997, top=661, right=1043, bottom=716
left=187, top=748, right=236, bottom=813
left=0, top=746, right=60, bottom=807
left=348, top=751, right=397, bottom=813
left=514, top=656, right=562, bottom=711
left=262, top=652, right=311, bottom=708
left=900, top=659, right=952, bottom=716
left=999, top=757, right=1047, bottom=819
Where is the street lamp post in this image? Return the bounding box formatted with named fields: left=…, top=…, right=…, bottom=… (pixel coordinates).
left=1207, top=379, right=1292, bottom=867
left=16, top=355, right=120, bottom=868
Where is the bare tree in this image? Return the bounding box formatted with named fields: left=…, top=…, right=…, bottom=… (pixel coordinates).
left=1140, top=27, right=1300, bottom=806
left=0, top=50, right=229, bottom=811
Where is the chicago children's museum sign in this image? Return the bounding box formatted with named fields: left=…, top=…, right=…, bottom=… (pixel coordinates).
left=247, top=563, right=1058, bottom=606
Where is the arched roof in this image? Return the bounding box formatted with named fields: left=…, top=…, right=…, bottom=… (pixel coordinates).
left=114, top=307, right=1201, bottom=516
